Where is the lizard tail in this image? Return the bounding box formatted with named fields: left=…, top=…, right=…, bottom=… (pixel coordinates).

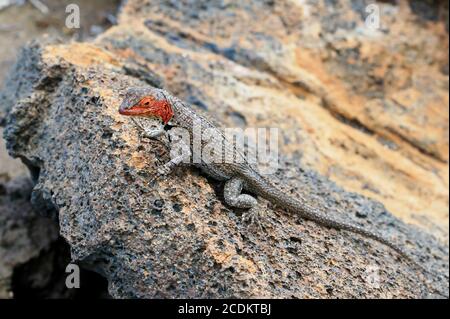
left=242, top=171, right=448, bottom=294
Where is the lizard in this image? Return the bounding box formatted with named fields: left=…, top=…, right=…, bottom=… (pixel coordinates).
left=118, top=86, right=444, bottom=287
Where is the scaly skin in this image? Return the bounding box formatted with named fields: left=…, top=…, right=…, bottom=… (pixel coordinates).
left=118, top=86, right=442, bottom=288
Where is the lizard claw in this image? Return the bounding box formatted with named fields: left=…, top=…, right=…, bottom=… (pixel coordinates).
left=157, top=163, right=173, bottom=176
left=242, top=207, right=265, bottom=232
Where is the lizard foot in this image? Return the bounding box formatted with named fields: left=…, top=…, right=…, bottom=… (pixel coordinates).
left=157, top=163, right=174, bottom=176
left=242, top=207, right=265, bottom=232
left=148, top=163, right=174, bottom=183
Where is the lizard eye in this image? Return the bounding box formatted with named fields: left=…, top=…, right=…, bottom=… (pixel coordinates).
left=138, top=96, right=155, bottom=107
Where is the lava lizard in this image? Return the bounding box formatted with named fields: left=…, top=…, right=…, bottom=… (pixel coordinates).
left=118, top=86, right=438, bottom=282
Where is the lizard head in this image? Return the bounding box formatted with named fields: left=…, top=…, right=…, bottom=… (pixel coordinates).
left=119, top=87, right=174, bottom=124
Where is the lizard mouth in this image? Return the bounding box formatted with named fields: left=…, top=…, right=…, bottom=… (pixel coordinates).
left=119, top=106, right=152, bottom=116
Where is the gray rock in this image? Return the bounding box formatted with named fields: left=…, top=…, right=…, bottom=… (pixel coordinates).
left=0, top=0, right=448, bottom=299
left=0, top=177, right=59, bottom=298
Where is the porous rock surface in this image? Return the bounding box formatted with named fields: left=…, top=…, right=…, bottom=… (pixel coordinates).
left=0, top=0, right=448, bottom=298
left=0, top=177, right=59, bottom=298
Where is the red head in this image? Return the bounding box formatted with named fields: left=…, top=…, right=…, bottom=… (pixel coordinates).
left=119, top=89, right=174, bottom=124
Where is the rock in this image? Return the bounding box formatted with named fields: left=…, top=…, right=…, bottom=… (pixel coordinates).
left=112, top=0, right=448, bottom=237
left=0, top=127, right=28, bottom=180
left=0, top=0, right=448, bottom=298
left=0, top=176, right=110, bottom=298
left=0, top=177, right=59, bottom=298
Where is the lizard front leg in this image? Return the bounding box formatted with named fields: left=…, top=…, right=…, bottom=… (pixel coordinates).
left=132, top=118, right=165, bottom=138
left=158, top=129, right=191, bottom=175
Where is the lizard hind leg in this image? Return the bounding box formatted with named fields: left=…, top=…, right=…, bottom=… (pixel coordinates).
left=224, top=177, right=257, bottom=209
left=224, top=177, right=263, bottom=228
